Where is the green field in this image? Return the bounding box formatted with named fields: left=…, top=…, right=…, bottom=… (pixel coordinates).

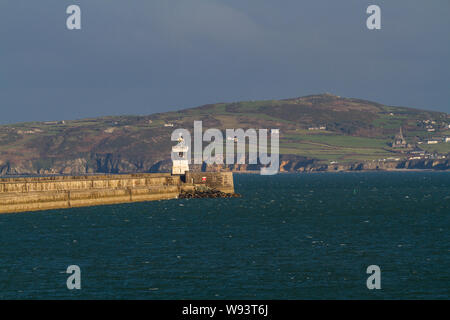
left=278, top=132, right=395, bottom=162
left=420, top=142, right=450, bottom=154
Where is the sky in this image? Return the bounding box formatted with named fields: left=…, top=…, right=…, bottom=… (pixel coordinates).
left=1, top=0, right=449, bottom=124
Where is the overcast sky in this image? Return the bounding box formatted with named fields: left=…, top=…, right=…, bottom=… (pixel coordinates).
left=1, top=0, right=449, bottom=124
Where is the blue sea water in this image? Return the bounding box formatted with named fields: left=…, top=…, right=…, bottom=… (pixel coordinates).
left=0, top=172, right=449, bottom=299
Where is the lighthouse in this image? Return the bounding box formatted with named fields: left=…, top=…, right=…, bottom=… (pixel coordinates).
left=171, top=135, right=189, bottom=175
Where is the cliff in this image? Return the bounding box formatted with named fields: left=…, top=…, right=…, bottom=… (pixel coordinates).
left=278, top=156, right=450, bottom=172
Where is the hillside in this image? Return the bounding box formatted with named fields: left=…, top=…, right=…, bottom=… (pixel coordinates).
left=0, top=93, right=449, bottom=175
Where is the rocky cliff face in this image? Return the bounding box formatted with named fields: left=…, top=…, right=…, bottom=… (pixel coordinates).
left=0, top=154, right=163, bottom=176
left=278, top=156, right=450, bottom=172
left=201, top=156, right=450, bottom=173
left=1, top=154, right=448, bottom=176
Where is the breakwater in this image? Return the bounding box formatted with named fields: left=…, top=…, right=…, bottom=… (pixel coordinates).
left=0, top=172, right=235, bottom=214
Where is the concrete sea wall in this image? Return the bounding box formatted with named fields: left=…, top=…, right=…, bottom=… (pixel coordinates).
left=0, top=172, right=234, bottom=214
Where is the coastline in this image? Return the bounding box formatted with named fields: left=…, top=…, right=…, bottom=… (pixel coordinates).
left=231, top=170, right=450, bottom=175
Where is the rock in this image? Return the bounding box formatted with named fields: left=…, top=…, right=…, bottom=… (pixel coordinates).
left=178, top=188, right=241, bottom=199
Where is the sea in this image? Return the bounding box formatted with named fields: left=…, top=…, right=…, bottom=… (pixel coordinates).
left=0, top=172, right=449, bottom=299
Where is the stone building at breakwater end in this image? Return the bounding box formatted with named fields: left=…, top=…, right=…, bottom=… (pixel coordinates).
left=0, top=137, right=236, bottom=214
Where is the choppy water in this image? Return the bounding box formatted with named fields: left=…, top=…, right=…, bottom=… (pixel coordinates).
left=0, top=172, right=449, bottom=299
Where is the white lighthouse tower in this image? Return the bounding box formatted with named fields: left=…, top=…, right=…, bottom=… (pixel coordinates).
left=171, top=135, right=189, bottom=175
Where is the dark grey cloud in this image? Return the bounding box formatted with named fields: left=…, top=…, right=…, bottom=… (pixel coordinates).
left=1, top=0, right=449, bottom=123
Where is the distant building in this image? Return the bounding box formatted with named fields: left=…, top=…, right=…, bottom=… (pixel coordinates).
left=392, top=127, right=407, bottom=148
left=445, top=137, right=450, bottom=143
left=427, top=140, right=439, bottom=144
left=164, top=123, right=174, bottom=127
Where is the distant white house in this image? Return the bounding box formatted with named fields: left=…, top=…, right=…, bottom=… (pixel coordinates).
left=164, top=123, right=174, bottom=127
left=445, top=137, right=450, bottom=143
left=427, top=140, right=439, bottom=144
left=308, top=126, right=326, bottom=131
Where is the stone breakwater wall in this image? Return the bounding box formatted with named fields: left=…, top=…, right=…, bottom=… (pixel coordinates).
left=0, top=172, right=234, bottom=214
